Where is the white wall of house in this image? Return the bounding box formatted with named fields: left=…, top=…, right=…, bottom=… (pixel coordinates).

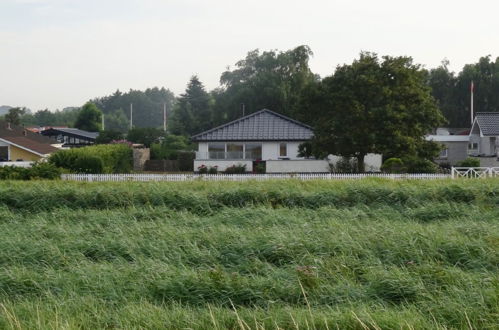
left=266, top=160, right=329, bottom=173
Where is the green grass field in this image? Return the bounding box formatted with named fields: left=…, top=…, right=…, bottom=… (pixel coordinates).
left=0, top=179, right=497, bottom=329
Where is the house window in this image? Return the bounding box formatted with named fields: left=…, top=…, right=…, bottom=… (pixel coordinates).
left=208, top=143, right=225, bottom=159
left=0, top=146, right=8, bottom=161
left=438, top=148, right=448, bottom=159
left=279, top=143, right=287, bottom=157
left=245, top=143, right=262, bottom=160
left=226, top=143, right=244, bottom=159
left=468, top=143, right=478, bottom=150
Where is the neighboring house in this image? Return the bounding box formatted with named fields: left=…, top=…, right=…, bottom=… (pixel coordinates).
left=41, top=128, right=99, bottom=148
left=427, top=112, right=499, bottom=166
left=0, top=121, right=60, bottom=164
left=426, top=128, right=470, bottom=165
left=191, top=109, right=381, bottom=173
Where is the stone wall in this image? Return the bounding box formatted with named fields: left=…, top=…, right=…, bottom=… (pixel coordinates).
left=133, top=148, right=150, bottom=171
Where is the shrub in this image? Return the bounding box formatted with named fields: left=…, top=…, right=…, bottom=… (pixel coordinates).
left=48, top=144, right=132, bottom=173
left=330, top=157, right=358, bottom=173
left=178, top=151, right=195, bottom=171
left=404, top=158, right=438, bottom=173
left=74, top=155, right=104, bottom=174
left=456, top=158, right=480, bottom=167
left=255, top=162, right=266, bottom=174
left=198, top=165, right=208, bottom=174
left=381, top=158, right=406, bottom=173
left=28, top=162, right=61, bottom=179
left=224, top=164, right=247, bottom=174
left=0, top=162, right=61, bottom=180
left=208, top=166, right=218, bottom=174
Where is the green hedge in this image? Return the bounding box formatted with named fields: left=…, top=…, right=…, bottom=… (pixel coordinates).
left=0, top=162, right=61, bottom=180
left=49, top=144, right=132, bottom=174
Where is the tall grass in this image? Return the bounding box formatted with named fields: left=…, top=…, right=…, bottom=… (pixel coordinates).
left=0, top=180, right=497, bottom=328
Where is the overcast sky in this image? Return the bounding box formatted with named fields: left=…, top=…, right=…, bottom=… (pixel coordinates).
left=1, top=0, right=498, bottom=110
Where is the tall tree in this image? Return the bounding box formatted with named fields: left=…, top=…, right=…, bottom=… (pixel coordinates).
left=306, top=52, right=445, bottom=172
left=5, top=107, right=26, bottom=126
left=75, top=102, right=102, bottom=132
left=213, top=45, right=317, bottom=124
left=169, top=76, right=213, bottom=135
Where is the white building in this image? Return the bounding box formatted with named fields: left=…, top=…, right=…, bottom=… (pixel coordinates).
left=191, top=109, right=381, bottom=173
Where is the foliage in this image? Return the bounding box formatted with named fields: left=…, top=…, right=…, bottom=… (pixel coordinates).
left=91, top=87, right=175, bottom=129
left=404, top=157, right=439, bottom=173
left=427, top=56, right=499, bottom=127
left=74, top=102, right=102, bottom=132
left=456, top=157, right=481, bottom=167
left=169, top=76, right=214, bottom=136
left=224, top=164, right=247, bottom=174
left=4, top=107, right=26, bottom=125
left=254, top=161, right=266, bottom=174
left=197, top=165, right=218, bottom=174
left=0, top=180, right=496, bottom=328
left=329, top=157, right=358, bottom=173
left=21, top=107, right=80, bottom=127
left=104, top=109, right=129, bottom=132
left=177, top=151, right=195, bottom=172
left=95, top=130, right=124, bottom=144
left=0, top=162, right=61, bottom=180
left=127, top=127, right=165, bottom=147
left=150, top=135, right=194, bottom=160
left=73, top=155, right=104, bottom=174
left=305, top=52, right=445, bottom=172
left=381, top=158, right=406, bottom=173
left=213, top=45, right=317, bottom=124
left=48, top=144, right=132, bottom=173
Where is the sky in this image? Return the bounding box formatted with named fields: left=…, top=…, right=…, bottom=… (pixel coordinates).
left=1, top=0, right=498, bottom=111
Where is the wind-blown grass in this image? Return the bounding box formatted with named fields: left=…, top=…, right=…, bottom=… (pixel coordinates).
left=0, top=179, right=497, bottom=329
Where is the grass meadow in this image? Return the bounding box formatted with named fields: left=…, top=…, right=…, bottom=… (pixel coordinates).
left=0, top=179, right=497, bottom=329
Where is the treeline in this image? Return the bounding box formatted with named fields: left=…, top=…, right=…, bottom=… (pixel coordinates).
left=427, top=57, right=499, bottom=127
left=10, top=46, right=499, bottom=132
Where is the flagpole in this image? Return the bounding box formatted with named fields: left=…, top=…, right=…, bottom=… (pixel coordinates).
left=471, top=81, right=474, bottom=126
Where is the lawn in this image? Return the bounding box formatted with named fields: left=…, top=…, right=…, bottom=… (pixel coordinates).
left=0, top=179, right=497, bottom=329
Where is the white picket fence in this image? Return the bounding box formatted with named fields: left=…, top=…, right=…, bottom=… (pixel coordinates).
left=451, top=167, right=499, bottom=179
left=61, top=173, right=450, bottom=182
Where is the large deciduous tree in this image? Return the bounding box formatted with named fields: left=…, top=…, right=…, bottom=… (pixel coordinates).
left=5, top=107, right=27, bottom=126
left=75, top=102, right=102, bottom=132
left=305, top=52, right=445, bottom=172
left=213, top=45, right=317, bottom=124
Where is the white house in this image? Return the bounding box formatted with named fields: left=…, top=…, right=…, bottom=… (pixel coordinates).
left=191, top=109, right=381, bottom=173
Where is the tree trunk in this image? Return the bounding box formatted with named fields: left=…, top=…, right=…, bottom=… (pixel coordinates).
left=357, top=154, right=365, bottom=173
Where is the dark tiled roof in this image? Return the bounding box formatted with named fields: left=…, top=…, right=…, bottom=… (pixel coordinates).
left=42, top=128, right=99, bottom=140
left=0, top=136, right=59, bottom=155
left=475, top=112, right=499, bottom=136
left=191, top=109, right=313, bottom=142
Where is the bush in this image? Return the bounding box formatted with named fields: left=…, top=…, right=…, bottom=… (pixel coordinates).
left=178, top=151, right=195, bottom=171
left=456, top=158, right=480, bottom=167
left=405, top=158, right=438, bottom=174
left=224, top=164, right=247, bottom=174
left=0, top=162, right=61, bottom=180
left=255, top=162, right=266, bottom=174
left=381, top=158, right=406, bottom=173
left=330, top=157, right=358, bottom=173
left=74, top=155, right=104, bottom=174
left=48, top=144, right=132, bottom=173
left=208, top=166, right=218, bottom=174
left=197, top=165, right=208, bottom=174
